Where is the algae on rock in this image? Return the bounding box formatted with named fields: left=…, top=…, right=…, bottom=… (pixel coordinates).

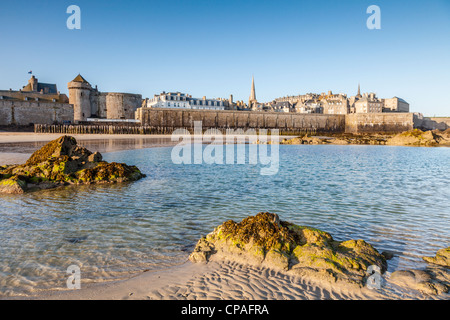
left=0, top=135, right=146, bottom=194
left=422, top=247, right=450, bottom=267
left=189, top=212, right=387, bottom=287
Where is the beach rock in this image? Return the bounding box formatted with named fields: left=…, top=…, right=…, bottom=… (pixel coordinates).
left=0, top=136, right=146, bottom=194
left=280, top=135, right=325, bottom=145
left=330, top=138, right=350, bottom=145
left=25, top=135, right=79, bottom=165
left=189, top=212, right=387, bottom=287
left=302, top=135, right=323, bottom=145
left=189, top=237, right=216, bottom=263
left=386, top=129, right=444, bottom=146
left=423, top=247, right=450, bottom=267
left=280, top=137, right=304, bottom=145
left=390, top=268, right=449, bottom=295
left=0, top=176, right=27, bottom=194
left=381, top=251, right=395, bottom=260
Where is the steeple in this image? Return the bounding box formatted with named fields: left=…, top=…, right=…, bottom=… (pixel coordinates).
left=357, top=83, right=361, bottom=98
left=249, top=75, right=256, bottom=104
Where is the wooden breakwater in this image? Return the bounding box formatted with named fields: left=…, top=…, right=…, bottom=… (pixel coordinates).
left=34, top=123, right=319, bottom=135
left=35, top=124, right=168, bottom=135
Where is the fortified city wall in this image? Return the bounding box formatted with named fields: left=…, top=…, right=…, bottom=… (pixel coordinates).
left=345, top=113, right=414, bottom=134
left=0, top=100, right=73, bottom=126
left=136, top=108, right=415, bottom=134
left=136, top=108, right=346, bottom=134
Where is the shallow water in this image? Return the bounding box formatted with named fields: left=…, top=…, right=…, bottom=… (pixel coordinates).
left=0, top=144, right=449, bottom=296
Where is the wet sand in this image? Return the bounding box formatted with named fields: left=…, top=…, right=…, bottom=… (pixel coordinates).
left=0, top=132, right=177, bottom=144
left=23, top=257, right=445, bottom=300
left=0, top=133, right=177, bottom=165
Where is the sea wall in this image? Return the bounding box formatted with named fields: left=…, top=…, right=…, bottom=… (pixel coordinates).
left=0, top=100, right=73, bottom=126
left=26, top=107, right=420, bottom=135
left=136, top=108, right=346, bottom=134
left=345, top=113, right=414, bottom=134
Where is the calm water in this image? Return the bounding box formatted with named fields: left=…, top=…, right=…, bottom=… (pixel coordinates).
left=0, top=144, right=449, bottom=296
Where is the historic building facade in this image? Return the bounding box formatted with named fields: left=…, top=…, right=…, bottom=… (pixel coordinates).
left=271, top=84, right=407, bottom=115
left=144, top=92, right=226, bottom=110
left=383, top=97, right=410, bottom=112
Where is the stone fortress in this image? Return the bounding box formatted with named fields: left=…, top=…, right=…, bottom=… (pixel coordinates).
left=68, top=74, right=142, bottom=122
left=0, top=74, right=142, bottom=126
left=1, top=74, right=448, bottom=132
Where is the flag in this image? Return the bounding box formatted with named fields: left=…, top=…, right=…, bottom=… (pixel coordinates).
left=28, top=71, right=32, bottom=74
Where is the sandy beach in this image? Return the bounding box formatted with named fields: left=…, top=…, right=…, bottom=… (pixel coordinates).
left=0, top=132, right=177, bottom=165
left=0, top=132, right=177, bottom=144
left=22, top=256, right=445, bottom=301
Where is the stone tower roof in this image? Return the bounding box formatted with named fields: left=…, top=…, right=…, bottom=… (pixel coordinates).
left=71, top=74, right=89, bottom=84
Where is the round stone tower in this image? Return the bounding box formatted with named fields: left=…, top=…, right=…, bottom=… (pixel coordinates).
left=68, top=74, right=92, bottom=122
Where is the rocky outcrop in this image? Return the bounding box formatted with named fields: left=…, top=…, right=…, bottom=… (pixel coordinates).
left=389, top=247, right=450, bottom=295
left=423, top=247, right=450, bottom=267
left=281, top=135, right=324, bottom=145
left=279, top=129, right=450, bottom=147
left=390, top=267, right=449, bottom=295
left=280, top=134, right=388, bottom=146
left=0, top=136, right=145, bottom=194
left=189, top=212, right=387, bottom=287
left=386, top=129, right=448, bottom=146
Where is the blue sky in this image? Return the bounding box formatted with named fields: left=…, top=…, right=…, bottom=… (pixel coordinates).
left=0, top=0, right=449, bottom=116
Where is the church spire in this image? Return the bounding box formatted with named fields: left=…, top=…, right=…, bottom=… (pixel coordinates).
left=249, top=75, right=256, bottom=104
left=357, top=83, right=361, bottom=97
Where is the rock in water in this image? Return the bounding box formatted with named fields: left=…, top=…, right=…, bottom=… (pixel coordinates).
left=0, top=135, right=146, bottom=194
left=0, top=177, right=27, bottom=194
left=189, top=212, right=387, bottom=287
left=25, top=136, right=78, bottom=165
left=400, top=248, right=450, bottom=295
left=423, top=247, right=450, bottom=267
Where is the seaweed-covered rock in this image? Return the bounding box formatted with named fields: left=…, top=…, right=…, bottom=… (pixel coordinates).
left=423, top=247, right=450, bottom=267
left=0, top=176, right=27, bottom=194
left=386, top=129, right=445, bottom=146
left=280, top=135, right=324, bottom=145
left=0, top=136, right=145, bottom=194
left=189, top=212, right=387, bottom=287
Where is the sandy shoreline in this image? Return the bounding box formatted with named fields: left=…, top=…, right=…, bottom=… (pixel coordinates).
left=0, top=132, right=177, bottom=144
left=0, top=133, right=179, bottom=165
left=16, top=257, right=446, bottom=300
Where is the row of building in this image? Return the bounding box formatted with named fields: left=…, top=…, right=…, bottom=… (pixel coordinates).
left=0, top=74, right=409, bottom=127
left=254, top=84, right=409, bottom=115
